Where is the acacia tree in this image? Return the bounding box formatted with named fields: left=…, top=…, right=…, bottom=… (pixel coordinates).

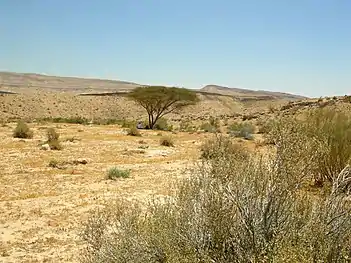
left=128, top=86, right=199, bottom=129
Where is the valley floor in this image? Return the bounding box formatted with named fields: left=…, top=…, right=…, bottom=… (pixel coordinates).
left=0, top=123, right=207, bottom=262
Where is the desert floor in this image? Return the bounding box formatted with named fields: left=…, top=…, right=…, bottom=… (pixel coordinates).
left=0, top=123, right=221, bottom=262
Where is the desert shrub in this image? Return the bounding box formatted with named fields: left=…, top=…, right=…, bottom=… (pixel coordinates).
left=179, top=119, right=195, bottom=132
left=200, top=117, right=220, bottom=133
left=200, top=134, right=249, bottom=160
left=106, top=167, right=130, bottom=180
left=64, top=136, right=80, bottom=142
left=92, top=118, right=123, bottom=125
left=154, top=118, right=173, bottom=131
left=242, top=114, right=257, bottom=121
left=41, top=116, right=89, bottom=125
left=209, top=116, right=219, bottom=128
left=228, top=121, right=255, bottom=140
left=258, top=118, right=277, bottom=135
left=343, top=95, right=351, bottom=103
left=48, top=159, right=59, bottom=168
left=200, top=122, right=217, bottom=133
left=13, top=120, right=33, bottom=139
left=121, top=119, right=136, bottom=128
left=267, top=108, right=351, bottom=184
left=160, top=136, right=174, bottom=147
left=81, top=136, right=351, bottom=263
left=46, top=128, right=62, bottom=150
left=126, top=126, right=141, bottom=136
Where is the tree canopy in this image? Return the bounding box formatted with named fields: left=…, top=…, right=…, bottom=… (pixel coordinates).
left=128, top=86, right=199, bottom=129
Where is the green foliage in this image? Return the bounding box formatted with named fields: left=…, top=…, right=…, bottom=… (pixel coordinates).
left=40, top=116, right=89, bottom=125
left=92, top=118, right=124, bottom=125
left=228, top=121, right=255, bottom=140
left=267, top=108, right=351, bottom=184
left=258, top=118, right=277, bottom=134
left=126, top=126, right=141, bottom=136
left=200, top=135, right=249, bottom=160
left=128, top=86, right=199, bottom=129
left=13, top=120, right=33, bottom=139
left=106, top=167, right=130, bottom=180
left=46, top=128, right=62, bottom=150
left=160, top=135, right=174, bottom=147
left=179, top=119, right=196, bottom=132
left=153, top=118, right=173, bottom=131
left=200, top=117, right=220, bottom=133
left=121, top=119, right=136, bottom=128
left=200, top=122, right=217, bottom=133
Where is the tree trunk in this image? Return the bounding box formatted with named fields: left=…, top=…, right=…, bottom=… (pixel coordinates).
left=148, top=114, right=152, bottom=129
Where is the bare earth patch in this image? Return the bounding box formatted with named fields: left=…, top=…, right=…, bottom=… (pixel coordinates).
left=0, top=124, right=206, bottom=262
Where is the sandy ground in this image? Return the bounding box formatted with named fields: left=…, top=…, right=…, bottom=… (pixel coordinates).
left=0, top=123, right=213, bottom=262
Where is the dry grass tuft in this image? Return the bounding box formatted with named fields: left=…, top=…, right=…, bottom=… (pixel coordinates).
left=13, top=120, right=33, bottom=139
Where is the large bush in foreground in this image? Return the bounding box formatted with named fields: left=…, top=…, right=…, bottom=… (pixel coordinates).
left=266, top=108, right=351, bottom=184
left=80, top=134, right=351, bottom=263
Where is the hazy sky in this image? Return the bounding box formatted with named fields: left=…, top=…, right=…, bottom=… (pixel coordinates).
left=0, top=0, right=350, bottom=97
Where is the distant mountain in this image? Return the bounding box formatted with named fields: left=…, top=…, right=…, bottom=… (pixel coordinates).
left=0, top=72, right=306, bottom=100
left=200, top=85, right=306, bottom=100
left=0, top=71, right=141, bottom=93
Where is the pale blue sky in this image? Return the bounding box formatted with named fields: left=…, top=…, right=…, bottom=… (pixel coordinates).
left=0, top=0, right=350, bottom=97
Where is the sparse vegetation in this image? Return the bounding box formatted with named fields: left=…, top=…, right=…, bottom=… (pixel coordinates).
left=13, top=120, right=33, bottom=139
left=46, top=128, right=62, bottom=150
left=121, top=119, right=136, bottom=128
left=81, top=134, right=351, bottom=263
left=228, top=121, right=255, bottom=140
left=128, top=86, right=199, bottom=129
left=40, top=116, right=90, bottom=125
left=126, top=126, right=141, bottom=136
left=200, top=134, right=249, bottom=160
left=48, top=159, right=59, bottom=168
left=179, top=119, right=193, bottom=132
left=153, top=118, right=173, bottom=131
left=106, top=167, right=130, bottom=180
left=2, top=80, right=351, bottom=262
left=200, top=117, right=220, bottom=133
left=160, top=135, right=174, bottom=147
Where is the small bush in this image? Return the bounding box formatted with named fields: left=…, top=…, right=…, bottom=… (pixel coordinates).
left=154, top=118, right=173, bottom=131
left=121, top=119, right=136, bottom=128
left=343, top=95, right=351, bottom=103
left=47, top=127, right=59, bottom=141
left=106, top=167, right=130, bottom=180
left=46, top=128, right=62, bottom=150
left=228, top=121, right=255, bottom=140
left=258, top=118, right=277, bottom=134
left=200, top=135, right=249, bottom=160
left=13, top=120, right=33, bottom=139
left=48, top=159, right=59, bottom=168
left=179, top=119, right=192, bottom=131
left=200, top=117, right=220, bottom=133
left=242, top=114, right=257, bottom=121
left=127, top=126, right=141, bottom=136
left=200, top=122, right=217, bottom=133
left=64, top=136, right=80, bottom=142
left=160, top=136, right=174, bottom=147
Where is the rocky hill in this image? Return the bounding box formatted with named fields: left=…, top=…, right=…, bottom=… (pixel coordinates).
left=0, top=71, right=306, bottom=121
left=200, top=85, right=306, bottom=101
